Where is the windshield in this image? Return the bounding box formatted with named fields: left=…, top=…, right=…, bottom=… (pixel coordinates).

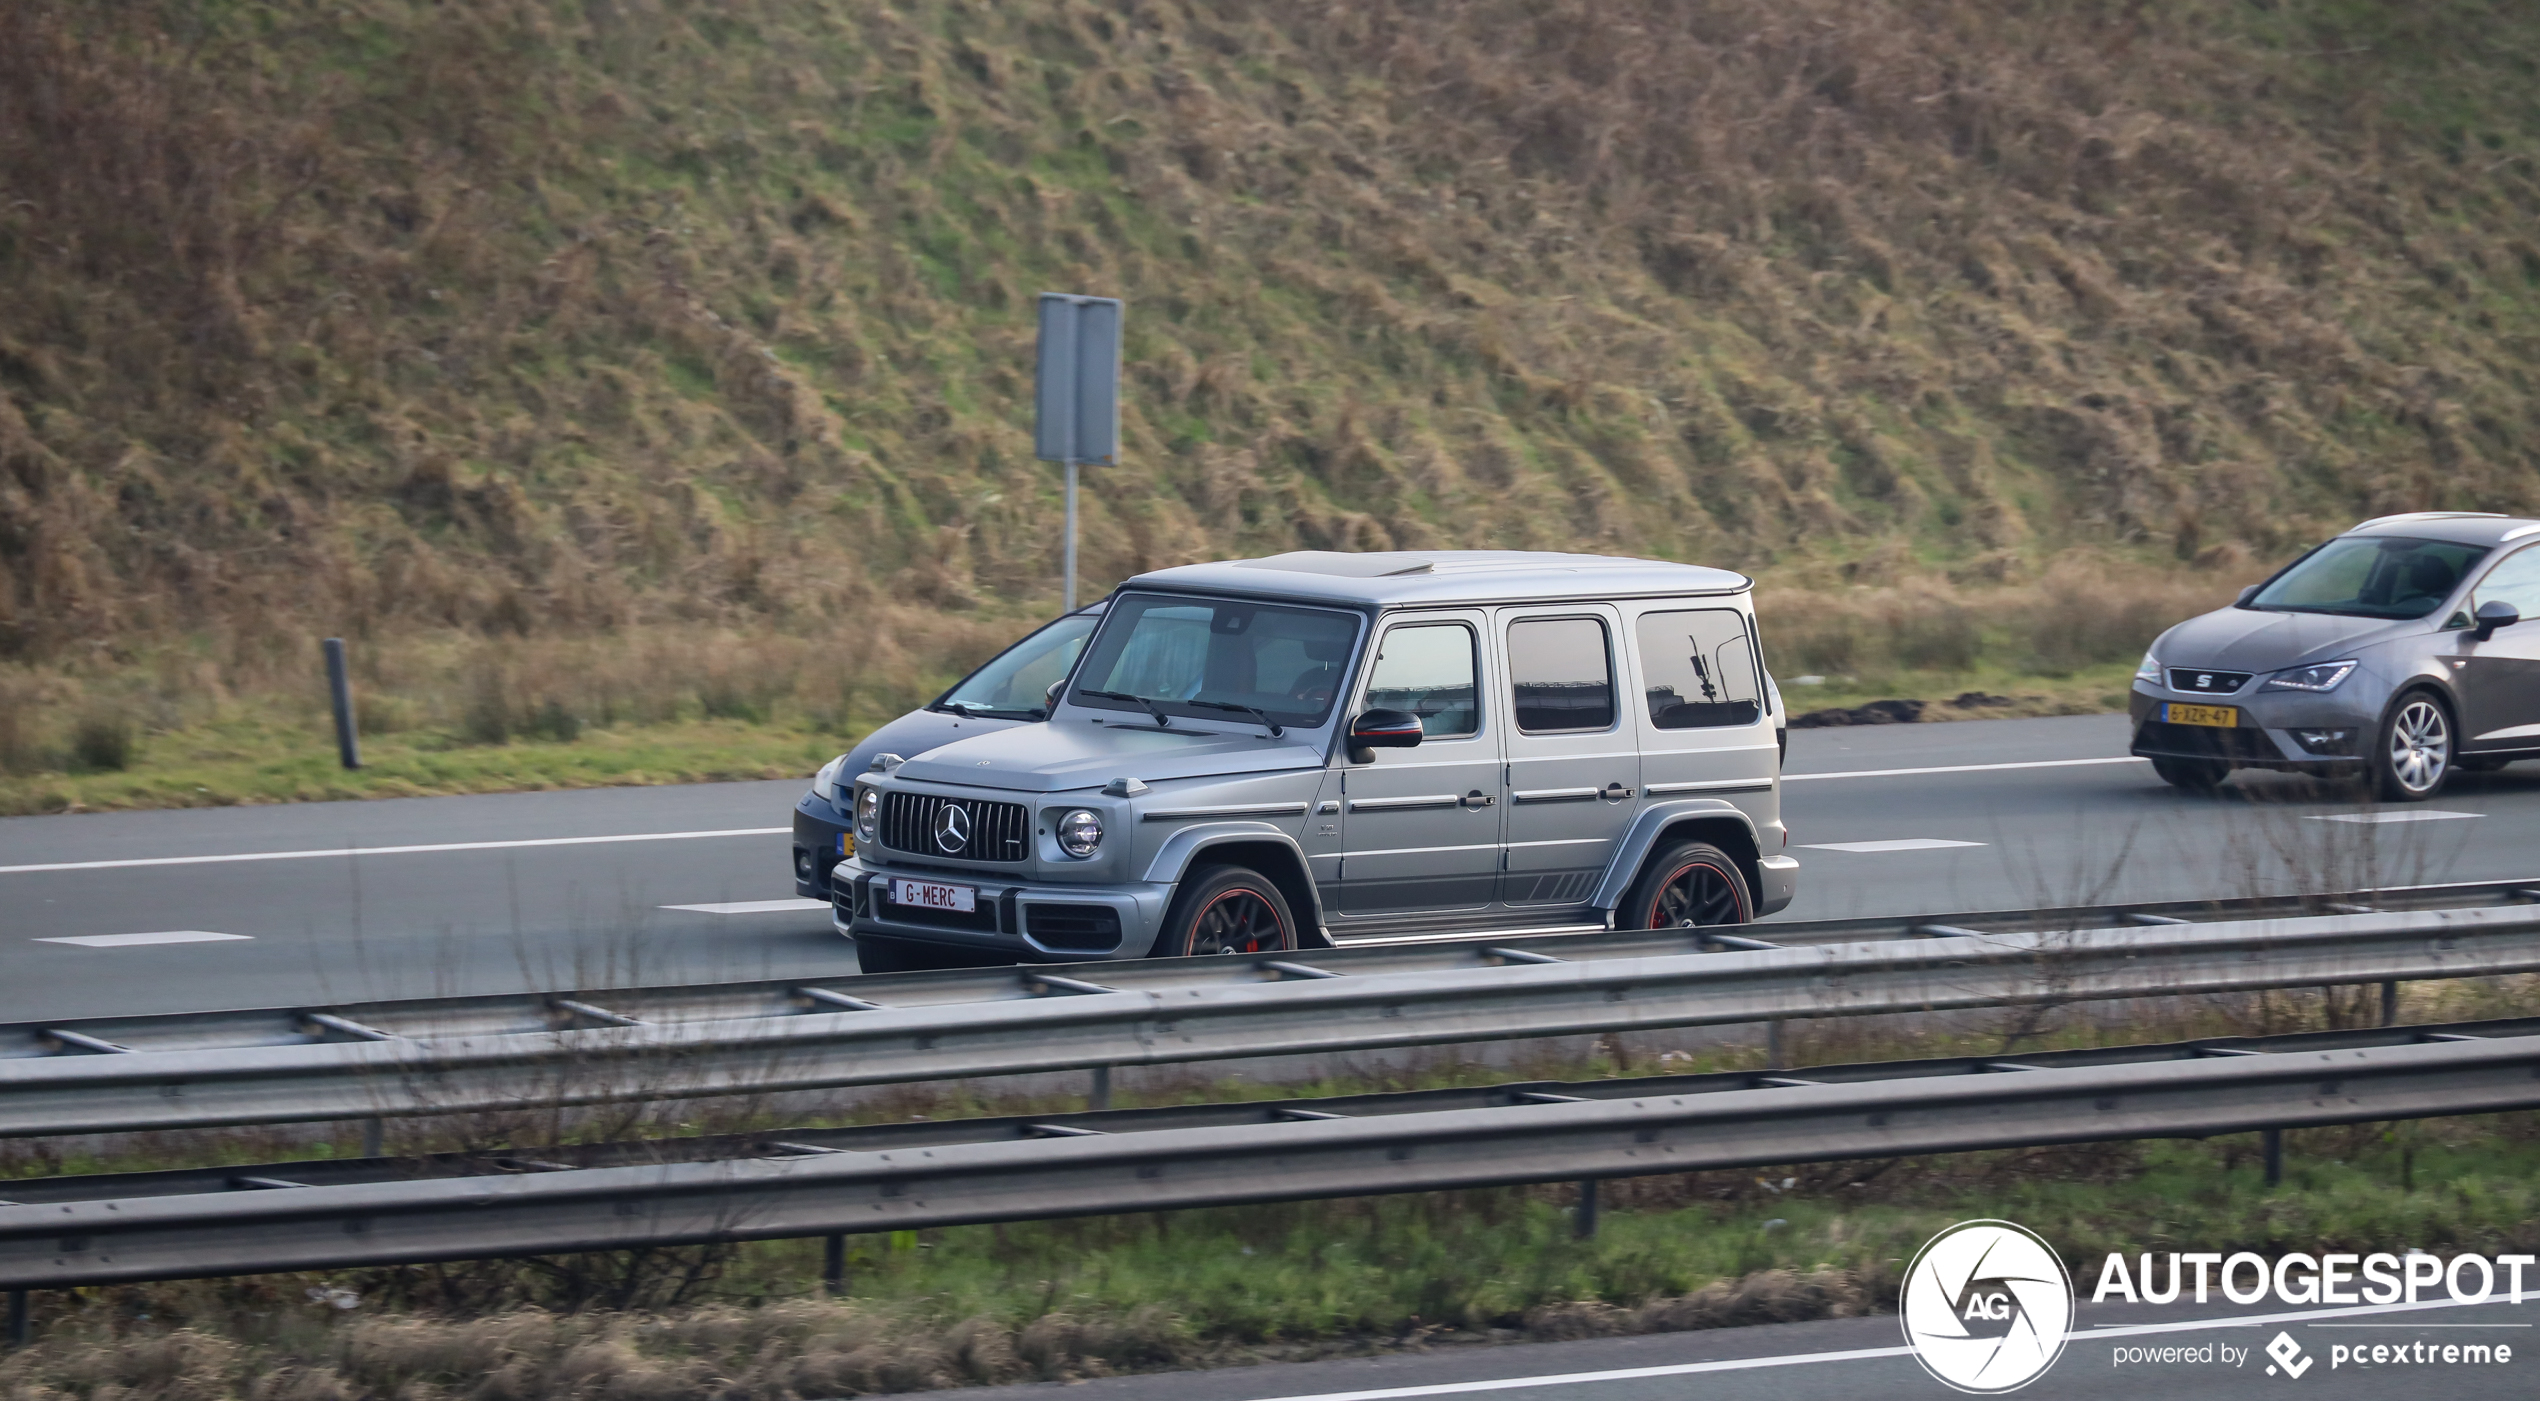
left=2249, top=536, right=2489, bottom=620
left=934, top=611, right=1099, bottom=718
left=1070, top=593, right=1362, bottom=728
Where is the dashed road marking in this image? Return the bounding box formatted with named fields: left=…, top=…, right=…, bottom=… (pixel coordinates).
left=2311, top=810, right=2483, bottom=825
left=35, top=930, right=253, bottom=948
left=0, top=827, right=791, bottom=875
left=660, top=899, right=830, bottom=914
left=1783, top=757, right=2146, bottom=782
left=1799, top=838, right=1987, bottom=853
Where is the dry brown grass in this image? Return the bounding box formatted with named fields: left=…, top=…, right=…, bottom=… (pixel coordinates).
left=2, top=0, right=2535, bottom=675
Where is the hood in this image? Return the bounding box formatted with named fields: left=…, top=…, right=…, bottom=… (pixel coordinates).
left=893, top=720, right=1325, bottom=794
left=2155, top=607, right=2417, bottom=674
left=837, top=709, right=1027, bottom=788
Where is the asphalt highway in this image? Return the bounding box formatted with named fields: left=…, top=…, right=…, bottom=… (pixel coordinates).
left=3, top=714, right=2536, bottom=1021
left=918, top=1295, right=2539, bottom=1401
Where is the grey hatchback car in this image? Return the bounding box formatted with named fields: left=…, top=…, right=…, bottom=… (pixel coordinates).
left=2131, top=512, right=2540, bottom=800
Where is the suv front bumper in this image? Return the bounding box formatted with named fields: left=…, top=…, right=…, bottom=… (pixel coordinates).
left=829, top=857, right=1176, bottom=961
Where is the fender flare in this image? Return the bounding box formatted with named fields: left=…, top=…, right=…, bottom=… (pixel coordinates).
left=1140, top=821, right=1328, bottom=935
left=1590, top=799, right=1765, bottom=912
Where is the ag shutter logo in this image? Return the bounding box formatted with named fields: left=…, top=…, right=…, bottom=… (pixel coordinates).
left=1901, top=1220, right=2076, bottom=1393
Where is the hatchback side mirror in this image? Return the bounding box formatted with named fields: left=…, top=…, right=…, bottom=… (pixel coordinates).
left=1346, top=708, right=1423, bottom=763
left=2235, top=584, right=2260, bottom=607
left=2474, top=599, right=2522, bottom=642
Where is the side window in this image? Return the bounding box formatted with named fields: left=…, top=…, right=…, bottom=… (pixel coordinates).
left=1507, top=617, right=1615, bottom=733
left=2474, top=546, right=2540, bottom=620
left=1362, top=624, right=1480, bottom=737
left=1637, top=609, right=1762, bottom=729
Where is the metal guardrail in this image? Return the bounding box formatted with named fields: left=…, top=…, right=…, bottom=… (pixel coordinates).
left=12, top=879, right=2536, bottom=1059
left=5, top=1014, right=2537, bottom=1288
left=4, top=897, right=2540, bottom=1138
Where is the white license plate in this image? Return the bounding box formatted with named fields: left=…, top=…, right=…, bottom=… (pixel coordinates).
left=890, top=878, right=976, bottom=913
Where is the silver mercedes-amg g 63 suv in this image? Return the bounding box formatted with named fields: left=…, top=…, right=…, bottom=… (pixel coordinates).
left=832, top=550, right=1797, bottom=969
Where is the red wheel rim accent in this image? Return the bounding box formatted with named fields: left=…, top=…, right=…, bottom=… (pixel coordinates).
left=1188, top=888, right=1289, bottom=955
left=1644, top=860, right=1748, bottom=928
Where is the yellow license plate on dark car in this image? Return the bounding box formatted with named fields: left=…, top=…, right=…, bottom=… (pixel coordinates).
left=2164, top=703, right=2238, bottom=728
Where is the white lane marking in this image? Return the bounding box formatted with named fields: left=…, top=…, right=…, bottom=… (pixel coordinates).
left=2312, top=810, right=2483, bottom=825
left=34, top=930, right=252, bottom=948
left=1247, top=1295, right=2516, bottom=1401
left=0, top=827, right=790, bottom=876
left=660, top=898, right=830, bottom=914
left=1784, top=756, right=2146, bottom=782
left=1801, top=838, right=1987, bottom=853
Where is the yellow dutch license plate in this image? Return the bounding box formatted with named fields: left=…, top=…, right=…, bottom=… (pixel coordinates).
left=2164, top=702, right=2238, bottom=728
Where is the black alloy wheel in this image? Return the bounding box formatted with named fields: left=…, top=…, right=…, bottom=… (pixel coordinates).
left=1626, top=840, right=1754, bottom=929
left=1162, top=864, right=1298, bottom=957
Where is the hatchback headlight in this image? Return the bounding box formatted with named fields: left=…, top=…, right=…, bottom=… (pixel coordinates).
left=2264, top=660, right=2357, bottom=693
left=1057, top=808, right=1105, bottom=858
left=854, top=785, right=881, bottom=843
left=2133, top=650, right=2161, bottom=683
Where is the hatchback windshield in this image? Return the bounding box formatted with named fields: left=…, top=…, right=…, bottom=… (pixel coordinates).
left=2249, top=536, right=2490, bottom=620
left=1070, top=593, right=1360, bottom=728
left=936, top=612, right=1099, bottom=718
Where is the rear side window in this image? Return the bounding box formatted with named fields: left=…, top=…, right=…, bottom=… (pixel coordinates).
left=1507, top=617, right=1615, bottom=733
left=1363, top=624, right=1480, bottom=737
left=1637, top=610, right=1762, bottom=729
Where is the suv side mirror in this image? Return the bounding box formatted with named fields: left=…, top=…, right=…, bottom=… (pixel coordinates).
left=1045, top=679, right=1066, bottom=708
left=2474, top=599, right=2522, bottom=642
left=1346, top=708, right=1423, bottom=763
left=2236, top=584, right=2260, bottom=607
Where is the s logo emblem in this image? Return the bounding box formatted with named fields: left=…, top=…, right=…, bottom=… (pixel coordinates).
left=933, top=803, right=971, bottom=854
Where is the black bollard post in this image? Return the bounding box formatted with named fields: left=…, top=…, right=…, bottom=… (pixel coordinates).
left=324, top=638, right=361, bottom=770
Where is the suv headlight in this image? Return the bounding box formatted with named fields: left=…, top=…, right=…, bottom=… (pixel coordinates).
left=1057, top=808, right=1105, bottom=858
left=2264, top=660, right=2357, bottom=693
left=812, top=756, right=845, bottom=802
left=2134, top=650, right=2161, bottom=683
left=854, top=785, right=881, bottom=843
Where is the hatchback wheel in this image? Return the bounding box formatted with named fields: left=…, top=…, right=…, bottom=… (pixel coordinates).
left=2373, top=692, right=2453, bottom=802
left=1159, top=865, right=1297, bottom=957
left=1625, top=840, right=1753, bottom=929
left=2149, top=756, right=2230, bottom=793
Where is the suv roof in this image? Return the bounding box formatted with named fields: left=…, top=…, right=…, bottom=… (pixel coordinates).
left=2346, top=512, right=2540, bottom=547
left=1120, top=551, right=1751, bottom=610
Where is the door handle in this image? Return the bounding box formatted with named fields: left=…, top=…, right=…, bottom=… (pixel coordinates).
left=1601, top=782, right=1634, bottom=801
left=1461, top=789, right=1496, bottom=809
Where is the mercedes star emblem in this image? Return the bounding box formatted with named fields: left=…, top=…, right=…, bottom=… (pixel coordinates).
left=933, top=803, right=971, bottom=854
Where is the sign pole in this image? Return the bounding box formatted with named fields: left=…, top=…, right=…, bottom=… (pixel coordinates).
left=1063, top=458, right=1079, bottom=611
left=1035, top=292, right=1120, bottom=614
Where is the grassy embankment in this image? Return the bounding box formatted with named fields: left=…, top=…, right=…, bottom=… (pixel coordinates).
left=7, top=2, right=2540, bottom=812
left=5, top=977, right=2537, bottom=1396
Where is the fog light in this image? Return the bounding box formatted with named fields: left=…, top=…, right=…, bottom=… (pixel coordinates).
left=794, top=848, right=814, bottom=881
left=2292, top=728, right=2355, bottom=756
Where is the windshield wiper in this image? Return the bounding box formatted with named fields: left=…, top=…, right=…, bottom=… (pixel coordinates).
left=1188, top=699, right=1284, bottom=738
left=1078, top=688, right=1173, bottom=729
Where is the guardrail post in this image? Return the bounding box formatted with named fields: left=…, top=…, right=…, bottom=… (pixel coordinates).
left=2381, top=981, right=2398, bottom=1026
left=1573, top=1178, right=1599, bottom=1238
left=361, top=1117, right=384, bottom=1158
left=1089, top=1065, right=1112, bottom=1112
left=822, top=1234, right=847, bottom=1295
left=1766, top=1020, right=1785, bottom=1070
left=2262, top=1128, right=2284, bottom=1187
left=7, top=1289, right=26, bottom=1349
left=322, top=638, right=361, bottom=771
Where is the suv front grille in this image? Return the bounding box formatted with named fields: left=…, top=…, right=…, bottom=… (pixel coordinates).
left=2167, top=668, right=2252, bottom=695
left=878, top=791, right=1031, bottom=863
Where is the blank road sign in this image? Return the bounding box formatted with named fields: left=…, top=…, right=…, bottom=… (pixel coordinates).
left=1035, top=293, right=1121, bottom=464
